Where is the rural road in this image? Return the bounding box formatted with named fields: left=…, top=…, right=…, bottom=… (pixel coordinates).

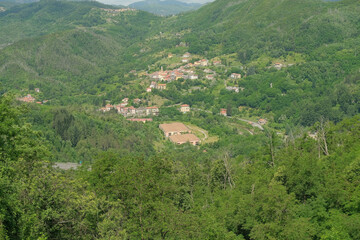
left=192, top=108, right=264, bottom=131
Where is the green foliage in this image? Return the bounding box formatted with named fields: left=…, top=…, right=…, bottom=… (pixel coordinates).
left=1, top=0, right=360, bottom=238
left=2, top=93, right=360, bottom=238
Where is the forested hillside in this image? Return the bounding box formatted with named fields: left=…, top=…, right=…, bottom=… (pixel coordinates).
left=0, top=1, right=112, bottom=44
left=164, top=0, right=360, bottom=125
left=1, top=0, right=359, bottom=123
left=0, top=0, right=360, bottom=239
left=0, top=1, right=162, bottom=99
left=1, top=91, right=360, bottom=239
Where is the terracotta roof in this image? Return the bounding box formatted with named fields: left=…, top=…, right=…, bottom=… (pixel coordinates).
left=159, top=122, right=189, bottom=133
left=169, top=134, right=200, bottom=144
left=181, top=104, right=189, bottom=107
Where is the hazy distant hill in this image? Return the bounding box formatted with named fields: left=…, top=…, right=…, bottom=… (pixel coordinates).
left=129, top=0, right=202, bottom=16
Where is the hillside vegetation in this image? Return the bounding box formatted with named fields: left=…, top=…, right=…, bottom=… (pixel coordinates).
left=2, top=92, right=360, bottom=239
left=0, top=1, right=113, bottom=45
left=0, top=1, right=162, bottom=98
left=1, top=0, right=359, bottom=125
left=1, top=0, right=360, bottom=239
left=173, top=0, right=359, bottom=55
left=164, top=0, right=360, bottom=126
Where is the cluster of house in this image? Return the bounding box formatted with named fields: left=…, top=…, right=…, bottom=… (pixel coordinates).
left=213, top=59, right=222, bottom=66
left=224, top=73, right=243, bottom=93
left=17, top=92, right=46, bottom=104
left=159, top=122, right=200, bottom=146
left=147, top=52, right=247, bottom=96
left=100, top=8, right=136, bottom=14
left=145, top=56, right=221, bottom=92
left=146, top=81, right=167, bottom=92
left=204, top=68, right=217, bottom=80
left=18, top=94, right=35, bottom=103
left=99, top=98, right=159, bottom=117
left=181, top=52, right=191, bottom=63
left=225, top=86, right=245, bottom=93
left=230, top=73, right=242, bottom=79
left=148, top=65, right=198, bottom=82
left=148, top=53, right=221, bottom=83
left=182, top=55, right=210, bottom=69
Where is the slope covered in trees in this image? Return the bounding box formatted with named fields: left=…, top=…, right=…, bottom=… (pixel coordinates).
left=1, top=94, right=360, bottom=239
left=0, top=1, right=162, bottom=98
left=1, top=0, right=359, bottom=125
left=0, top=0, right=360, bottom=238
left=0, top=0, right=114, bottom=45
left=171, top=0, right=360, bottom=55
left=164, top=0, right=360, bottom=125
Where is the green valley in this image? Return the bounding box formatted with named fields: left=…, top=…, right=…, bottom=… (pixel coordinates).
left=1, top=0, right=360, bottom=239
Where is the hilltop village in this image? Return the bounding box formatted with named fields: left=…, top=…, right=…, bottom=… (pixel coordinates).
left=98, top=52, right=247, bottom=115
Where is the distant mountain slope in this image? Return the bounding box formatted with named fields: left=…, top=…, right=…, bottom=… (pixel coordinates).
left=170, top=0, right=359, bottom=56
left=0, top=1, right=162, bottom=98
left=0, top=1, right=121, bottom=45
left=159, top=0, right=360, bottom=125
left=129, top=0, right=202, bottom=16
